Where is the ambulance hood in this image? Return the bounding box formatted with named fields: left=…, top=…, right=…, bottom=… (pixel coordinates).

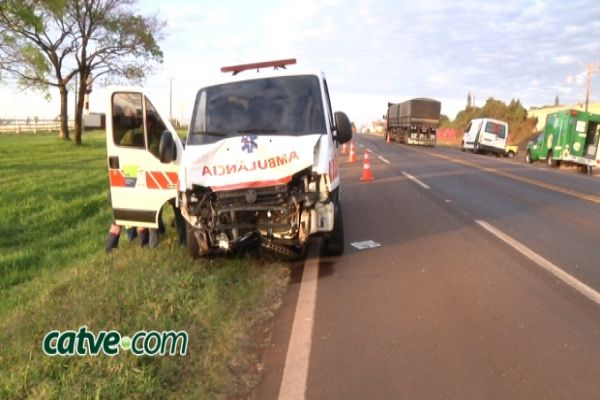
left=181, top=134, right=323, bottom=192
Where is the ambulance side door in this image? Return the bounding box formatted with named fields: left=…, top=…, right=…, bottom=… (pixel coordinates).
left=106, top=89, right=184, bottom=228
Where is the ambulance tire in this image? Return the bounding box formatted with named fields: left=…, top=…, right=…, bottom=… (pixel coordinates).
left=322, top=195, right=344, bottom=257
left=507, top=151, right=515, bottom=159
left=186, top=222, right=208, bottom=259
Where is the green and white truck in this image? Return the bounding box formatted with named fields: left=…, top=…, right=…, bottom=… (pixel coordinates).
left=525, top=109, right=600, bottom=172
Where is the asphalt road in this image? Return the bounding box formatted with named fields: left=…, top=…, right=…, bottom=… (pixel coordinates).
left=253, top=134, right=600, bottom=400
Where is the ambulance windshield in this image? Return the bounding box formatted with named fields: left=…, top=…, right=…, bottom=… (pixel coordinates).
left=188, top=75, right=326, bottom=145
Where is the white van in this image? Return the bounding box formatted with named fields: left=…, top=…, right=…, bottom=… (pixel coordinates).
left=105, top=59, right=352, bottom=258
left=461, top=118, right=508, bottom=155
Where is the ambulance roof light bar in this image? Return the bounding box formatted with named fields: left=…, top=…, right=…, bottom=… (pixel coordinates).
left=220, top=58, right=297, bottom=75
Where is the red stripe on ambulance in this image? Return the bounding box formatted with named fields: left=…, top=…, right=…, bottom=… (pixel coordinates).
left=145, top=172, right=160, bottom=189
left=166, top=172, right=179, bottom=186
left=210, top=176, right=292, bottom=192
left=109, top=170, right=126, bottom=187
left=150, top=172, right=170, bottom=189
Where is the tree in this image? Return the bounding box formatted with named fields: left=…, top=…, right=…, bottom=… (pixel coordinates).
left=507, top=99, right=526, bottom=122
left=69, top=0, right=164, bottom=144
left=481, top=97, right=507, bottom=120
left=439, top=113, right=451, bottom=127
left=0, top=1, right=77, bottom=139
left=0, top=0, right=164, bottom=144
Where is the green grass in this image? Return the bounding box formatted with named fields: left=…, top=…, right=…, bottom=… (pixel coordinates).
left=0, top=131, right=288, bottom=398
left=0, top=132, right=110, bottom=293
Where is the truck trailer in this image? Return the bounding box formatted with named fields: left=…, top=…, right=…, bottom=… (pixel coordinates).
left=525, top=109, right=600, bottom=172
left=385, top=98, right=441, bottom=146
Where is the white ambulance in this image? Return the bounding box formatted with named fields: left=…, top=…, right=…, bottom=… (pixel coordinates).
left=106, top=59, right=352, bottom=258
left=461, top=118, right=509, bottom=156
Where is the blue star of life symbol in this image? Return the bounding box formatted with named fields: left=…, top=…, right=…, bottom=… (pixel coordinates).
left=241, top=135, right=258, bottom=154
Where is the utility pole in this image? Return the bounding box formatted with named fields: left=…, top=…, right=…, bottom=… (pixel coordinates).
left=584, top=63, right=599, bottom=112
left=169, top=77, right=174, bottom=123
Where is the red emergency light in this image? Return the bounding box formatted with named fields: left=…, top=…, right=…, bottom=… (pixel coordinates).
left=220, top=58, right=297, bottom=75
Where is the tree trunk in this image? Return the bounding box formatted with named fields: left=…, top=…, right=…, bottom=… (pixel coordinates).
left=74, top=85, right=83, bottom=145
left=74, top=71, right=88, bottom=145
left=59, top=85, right=70, bottom=140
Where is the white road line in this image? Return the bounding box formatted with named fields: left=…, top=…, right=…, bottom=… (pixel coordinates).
left=378, top=155, right=391, bottom=165
left=278, top=246, right=320, bottom=400
left=401, top=171, right=430, bottom=189
left=476, top=220, right=600, bottom=307
left=366, top=148, right=374, bottom=154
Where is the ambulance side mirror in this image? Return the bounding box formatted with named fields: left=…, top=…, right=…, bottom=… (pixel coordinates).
left=159, top=130, right=177, bottom=163
left=334, top=111, right=352, bottom=144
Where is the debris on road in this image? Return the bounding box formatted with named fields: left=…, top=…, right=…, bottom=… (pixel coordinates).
left=350, top=240, right=381, bottom=250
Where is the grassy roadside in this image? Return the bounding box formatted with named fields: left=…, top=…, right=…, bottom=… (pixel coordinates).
left=0, top=131, right=288, bottom=398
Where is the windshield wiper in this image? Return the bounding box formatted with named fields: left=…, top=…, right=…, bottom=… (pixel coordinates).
left=236, top=128, right=278, bottom=134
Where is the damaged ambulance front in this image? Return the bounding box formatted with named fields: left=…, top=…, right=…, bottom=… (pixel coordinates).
left=173, top=66, right=352, bottom=258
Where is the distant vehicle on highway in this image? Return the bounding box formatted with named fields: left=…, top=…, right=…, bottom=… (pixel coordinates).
left=384, top=98, right=441, bottom=146
left=525, top=109, right=600, bottom=173
left=461, top=118, right=508, bottom=156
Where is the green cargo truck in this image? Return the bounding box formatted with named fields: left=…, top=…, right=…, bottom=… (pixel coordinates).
left=525, top=109, right=600, bottom=172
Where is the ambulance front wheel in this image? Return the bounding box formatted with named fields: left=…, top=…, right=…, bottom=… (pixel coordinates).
left=186, top=222, right=208, bottom=259
left=321, top=192, right=344, bottom=256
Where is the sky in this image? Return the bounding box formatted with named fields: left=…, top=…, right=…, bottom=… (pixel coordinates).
left=1, top=0, right=600, bottom=126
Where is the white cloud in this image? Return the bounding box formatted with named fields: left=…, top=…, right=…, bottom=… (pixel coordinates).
left=520, top=0, right=545, bottom=18
left=3, top=0, right=600, bottom=124
left=564, top=25, right=584, bottom=34
left=555, top=55, right=575, bottom=65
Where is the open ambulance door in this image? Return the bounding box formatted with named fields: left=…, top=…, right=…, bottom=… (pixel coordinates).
left=106, top=88, right=184, bottom=228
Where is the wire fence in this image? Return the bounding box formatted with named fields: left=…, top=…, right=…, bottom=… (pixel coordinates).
left=0, top=119, right=75, bottom=134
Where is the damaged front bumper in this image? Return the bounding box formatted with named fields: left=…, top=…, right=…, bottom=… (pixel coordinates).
left=181, top=172, right=334, bottom=255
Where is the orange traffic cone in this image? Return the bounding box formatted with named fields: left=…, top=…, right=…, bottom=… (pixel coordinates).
left=360, top=150, right=374, bottom=181
left=386, top=133, right=391, bottom=144
left=342, top=142, right=347, bottom=155
left=348, top=141, right=356, bottom=163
